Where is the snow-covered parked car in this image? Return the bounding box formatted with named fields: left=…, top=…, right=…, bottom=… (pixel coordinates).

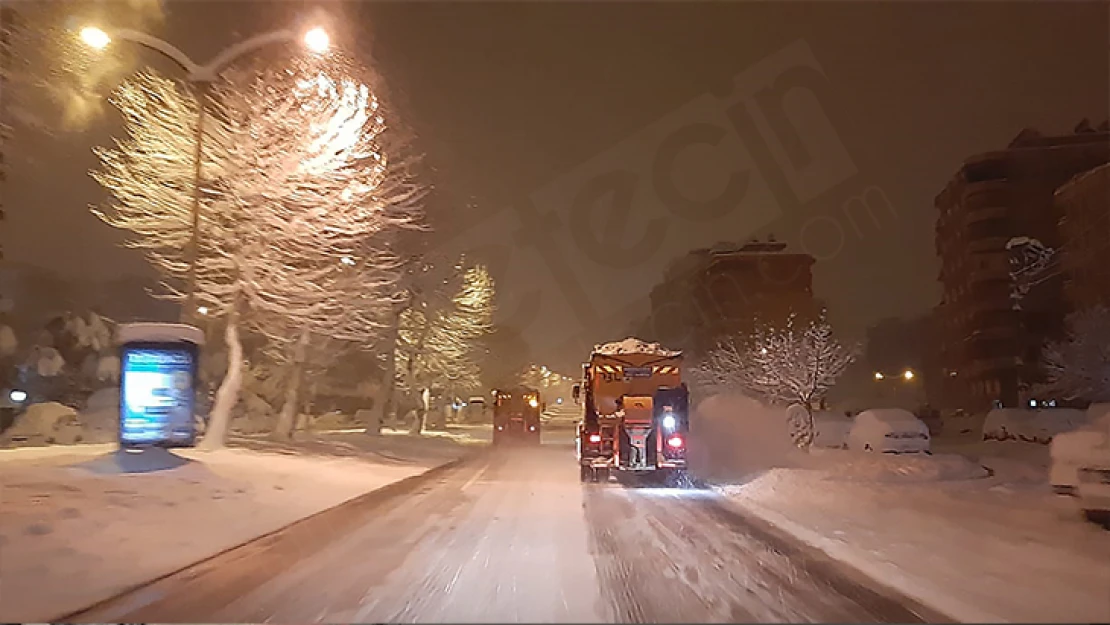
left=847, top=409, right=930, bottom=454
left=1050, top=405, right=1110, bottom=525
left=983, top=408, right=1088, bottom=444
left=812, top=411, right=852, bottom=449
left=1050, top=405, right=1110, bottom=495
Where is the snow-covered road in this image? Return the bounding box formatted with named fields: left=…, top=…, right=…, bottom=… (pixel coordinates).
left=65, top=444, right=942, bottom=623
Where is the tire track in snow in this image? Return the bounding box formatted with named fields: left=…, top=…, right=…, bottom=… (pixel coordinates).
left=583, top=483, right=932, bottom=623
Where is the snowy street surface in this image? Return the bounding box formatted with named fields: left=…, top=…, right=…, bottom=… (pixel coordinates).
left=65, top=444, right=941, bottom=624
left=720, top=452, right=1110, bottom=624
left=0, top=435, right=469, bottom=623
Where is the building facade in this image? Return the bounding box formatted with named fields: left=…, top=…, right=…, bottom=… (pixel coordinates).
left=646, top=238, right=818, bottom=358
left=1057, top=162, right=1110, bottom=313
left=934, top=123, right=1110, bottom=411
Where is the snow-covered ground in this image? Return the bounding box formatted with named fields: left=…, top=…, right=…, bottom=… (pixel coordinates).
left=0, top=436, right=469, bottom=623
left=694, top=394, right=1110, bottom=624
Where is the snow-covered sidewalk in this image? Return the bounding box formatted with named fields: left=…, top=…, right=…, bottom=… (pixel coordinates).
left=0, top=436, right=470, bottom=622
left=717, top=450, right=1110, bottom=623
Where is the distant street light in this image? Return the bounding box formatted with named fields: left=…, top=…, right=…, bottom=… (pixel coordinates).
left=81, top=20, right=331, bottom=322
left=340, top=255, right=356, bottom=266
left=874, top=372, right=885, bottom=380
left=903, top=369, right=915, bottom=381
left=197, top=306, right=209, bottom=316
left=760, top=347, right=768, bottom=355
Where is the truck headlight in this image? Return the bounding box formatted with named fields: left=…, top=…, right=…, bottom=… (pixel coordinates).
left=9, top=389, right=27, bottom=403
left=662, top=414, right=676, bottom=430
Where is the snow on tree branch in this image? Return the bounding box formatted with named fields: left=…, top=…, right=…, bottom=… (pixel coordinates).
left=394, top=263, right=495, bottom=406
left=693, top=312, right=857, bottom=448
left=1041, top=305, right=1110, bottom=403
left=91, top=53, right=426, bottom=446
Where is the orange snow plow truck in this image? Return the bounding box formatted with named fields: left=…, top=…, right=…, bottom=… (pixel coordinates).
left=573, top=338, right=690, bottom=483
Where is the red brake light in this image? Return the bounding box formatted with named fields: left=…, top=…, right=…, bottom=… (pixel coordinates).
left=588, top=434, right=602, bottom=443
left=666, top=435, right=684, bottom=449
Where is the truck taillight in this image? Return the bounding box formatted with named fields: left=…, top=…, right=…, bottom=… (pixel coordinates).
left=589, top=434, right=602, bottom=443
left=666, top=435, right=684, bottom=449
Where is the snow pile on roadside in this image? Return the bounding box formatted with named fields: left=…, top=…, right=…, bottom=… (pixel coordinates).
left=812, top=411, right=851, bottom=449
left=721, top=466, right=1110, bottom=623
left=0, top=445, right=455, bottom=622
left=688, top=394, right=805, bottom=481
left=2, top=402, right=82, bottom=446
left=807, top=449, right=988, bottom=483
left=983, top=408, right=1088, bottom=444
left=592, top=337, right=681, bottom=357
left=3, top=391, right=125, bottom=448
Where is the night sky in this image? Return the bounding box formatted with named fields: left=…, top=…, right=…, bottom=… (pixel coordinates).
left=6, top=1, right=1108, bottom=370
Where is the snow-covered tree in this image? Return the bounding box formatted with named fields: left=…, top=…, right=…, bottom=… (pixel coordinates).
left=92, top=54, right=422, bottom=449
left=694, top=312, right=857, bottom=448
left=394, top=262, right=494, bottom=433
left=1041, top=305, right=1110, bottom=403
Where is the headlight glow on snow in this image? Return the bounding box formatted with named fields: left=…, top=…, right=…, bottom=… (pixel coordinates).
left=8, top=389, right=27, bottom=403
left=662, top=415, right=676, bottom=429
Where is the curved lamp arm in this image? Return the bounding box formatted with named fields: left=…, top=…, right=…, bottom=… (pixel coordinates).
left=105, top=28, right=300, bottom=83
left=203, top=30, right=298, bottom=81
left=109, top=28, right=201, bottom=76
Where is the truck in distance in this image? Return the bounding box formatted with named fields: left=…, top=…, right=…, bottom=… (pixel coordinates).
left=492, top=386, right=543, bottom=445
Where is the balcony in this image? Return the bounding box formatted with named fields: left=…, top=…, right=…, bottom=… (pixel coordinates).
left=972, top=308, right=1018, bottom=329
left=967, top=236, right=1010, bottom=254
left=965, top=356, right=1019, bottom=379
left=965, top=334, right=1018, bottom=363
left=965, top=205, right=1009, bottom=226
left=960, top=179, right=1010, bottom=208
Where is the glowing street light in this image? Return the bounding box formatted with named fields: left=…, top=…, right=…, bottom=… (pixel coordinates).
left=80, top=26, right=111, bottom=50
left=760, top=347, right=768, bottom=355
left=197, top=306, right=209, bottom=316
left=340, top=255, right=356, bottom=266
left=303, top=27, right=330, bottom=54
left=874, top=372, right=885, bottom=380
left=80, top=20, right=332, bottom=322
left=903, top=369, right=915, bottom=381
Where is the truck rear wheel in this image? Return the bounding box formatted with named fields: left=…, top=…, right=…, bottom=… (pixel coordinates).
left=579, top=465, right=591, bottom=483
left=597, top=467, right=610, bottom=483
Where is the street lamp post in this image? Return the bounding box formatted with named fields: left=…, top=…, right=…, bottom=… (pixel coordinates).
left=81, top=25, right=330, bottom=322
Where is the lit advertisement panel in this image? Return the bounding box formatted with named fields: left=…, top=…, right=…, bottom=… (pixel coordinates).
left=120, top=344, right=197, bottom=447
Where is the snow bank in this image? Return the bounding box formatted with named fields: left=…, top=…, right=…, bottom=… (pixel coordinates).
left=0, top=442, right=460, bottom=622
left=807, top=449, right=988, bottom=483
left=592, top=337, right=681, bottom=357
left=983, top=408, right=1089, bottom=444
left=2, top=402, right=81, bottom=445
left=812, top=411, right=851, bottom=449
left=2, top=392, right=120, bottom=448
left=687, top=394, right=805, bottom=481
left=721, top=465, right=1110, bottom=623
